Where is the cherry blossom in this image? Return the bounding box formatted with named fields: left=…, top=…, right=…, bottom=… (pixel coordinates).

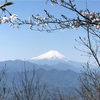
left=10, top=14, right=18, bottom=22
left=1, top=16, right=9, bottom=23
left=36, top=15, right=41, bottom=20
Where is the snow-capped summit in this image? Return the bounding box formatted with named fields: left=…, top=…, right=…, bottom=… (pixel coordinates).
left=31, top=50, right=68, bottom=65
left=31, top=50, right=67, bottom=60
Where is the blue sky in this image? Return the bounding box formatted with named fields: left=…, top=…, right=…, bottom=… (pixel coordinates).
left=0, top=0, right=99, bottom=62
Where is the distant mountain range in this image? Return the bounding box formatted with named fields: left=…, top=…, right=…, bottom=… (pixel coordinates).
left=0, top=59, right=81, bottom=93
left=0, top=50, right=96, bottom=72
left=0, top=59, right=84, bottom=72
left=0, top=50, right=96, bottom=94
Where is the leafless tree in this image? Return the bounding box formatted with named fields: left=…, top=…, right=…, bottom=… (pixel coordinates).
left=11, top=67, right=48, bottom=100
left=11, top=67, right=75, bottom=100
left=46, top=89, right=66, bottom=100
left=72, top=63, right=100, bottom=100
left=0, top=67, right=10, bottom=100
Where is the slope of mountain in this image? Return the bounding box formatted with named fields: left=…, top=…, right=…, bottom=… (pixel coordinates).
left=0, top=60, right=37, bottom=72
left=52, top=62, right=82, bottom=72
left=0, top=60, right=83, bottom=72
left=6, top=67, right=81, bottom=95
left=31, top=50, right=68, bottom=65
left=30, top=68, right=80, bottom=93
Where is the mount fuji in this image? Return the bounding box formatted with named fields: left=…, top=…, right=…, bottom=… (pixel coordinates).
left=31, top=50, right=68, bottom=65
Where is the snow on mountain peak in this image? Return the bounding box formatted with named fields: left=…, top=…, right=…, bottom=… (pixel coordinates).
left=31, top=50, right=68, bottom=61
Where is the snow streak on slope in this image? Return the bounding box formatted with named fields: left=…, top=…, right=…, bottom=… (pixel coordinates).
left=31, top=50, right=68, bottom=61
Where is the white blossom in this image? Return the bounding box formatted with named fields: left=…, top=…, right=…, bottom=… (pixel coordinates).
left=96, top=25, right=100, bottom=29
left=1, top=16, right=9, bottom=23
left=36, top=15, right=41, bottom=19
left=92, top=19, right=96, bottom=23
left=29, top=24, right=33, bottom=29
left=10, top=14, right=18, bottom=22
left=44, top=17, right=49, bottom=20
left=90, top=12, right=95, bottom=16
left=51, top=3, right=54, bottom=6
left=81, top=11, right=89, bottom=17
left=96, top=18, right=100, bottom=21
left=72, top=25, right=75, bottom=29
left=70, top=23, right=73, bottom=27
left=61, top=29, right=65, bottom=32
left=90, top=15, right=93, bottom=19
left=45, top=23, right=48, bottom=26
left=36, top=22, right=41, bottom=26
